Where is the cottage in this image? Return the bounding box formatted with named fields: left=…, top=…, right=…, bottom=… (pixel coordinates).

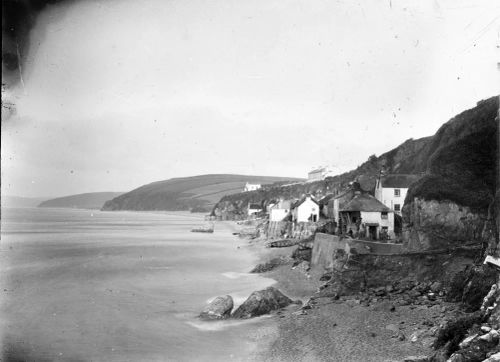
left=339, top=193, right=394, bottom=240
left=247, top=203, right=262, bottom=217
left=326, top=181, right=365, bottom=222
left=291, top=195, right=320, bottom=223
left=269, top=200, right=292, bottom=222
left=243, top=183, right=261, bottom=192
left=374, top=174, right=421, bottom=215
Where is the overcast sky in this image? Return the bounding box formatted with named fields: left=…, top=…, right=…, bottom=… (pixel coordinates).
left=2, top=0, right=499, bottom=198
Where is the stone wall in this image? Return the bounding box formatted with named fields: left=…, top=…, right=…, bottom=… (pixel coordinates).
left=266, top=221, right=293, bottom=239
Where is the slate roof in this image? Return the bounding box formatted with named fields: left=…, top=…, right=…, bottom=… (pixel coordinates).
left=292, top=195, right=319, bottom=209
left=271, top=200, right=292, bottom=209
left=380, top=174, right=421, bottom=188
left=340, top=193, right=391, bottom=212
left=318, top=194, right=336, bottom=205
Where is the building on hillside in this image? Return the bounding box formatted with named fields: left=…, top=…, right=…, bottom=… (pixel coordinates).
left=307, top=166, right=337, bottom=182
left=339, top=193, right=394, bottom=240
left=269, top=200, right=292, bottom=222
left=244, top=183, right=261, bottom=192
left=291, top=195, right=320, bottom=223
left=374, top=174, right=421, bottom=215
left=326, top=181, right=365, bottom=222
left=248, top=203, right=262, bottom=217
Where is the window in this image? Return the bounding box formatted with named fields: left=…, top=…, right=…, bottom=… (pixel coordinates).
left=394, top=204, right=401, bottom=212
left=381, top=212, right=388, bottom=219
left=394, top=189, right=401, bottom=197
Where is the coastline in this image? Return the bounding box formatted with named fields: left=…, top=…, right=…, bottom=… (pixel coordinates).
left=235, top=230, right=437, bottom=362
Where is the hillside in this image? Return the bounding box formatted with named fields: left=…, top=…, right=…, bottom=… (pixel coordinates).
left=213, top=96, right=498, bottom=220
left=101, top=174, right=303, bottom=212
left=38, top=192, right=124, bottom=210
left=2, top=196, right=50, bottom=208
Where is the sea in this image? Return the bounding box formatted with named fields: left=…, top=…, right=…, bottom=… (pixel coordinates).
left=0, top=207, right=277, bottom=362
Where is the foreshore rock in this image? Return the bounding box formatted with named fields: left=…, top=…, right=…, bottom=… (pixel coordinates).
left=250, top=256, right=292, bottom=273
left=199, top=295, right=234, bottom=320
left=232, top=287, right=296, bottom=319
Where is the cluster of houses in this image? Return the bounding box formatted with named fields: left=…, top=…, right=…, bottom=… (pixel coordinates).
left=246, top=174, right=420, bottom=242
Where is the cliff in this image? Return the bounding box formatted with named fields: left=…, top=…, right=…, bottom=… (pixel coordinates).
left=101, top=174, right=302, bottom=212
left=213, top=96, right=499, bottom=254
left=402, top=96, right=499, bottom=251
left=38, top=192, right=124, bottom=209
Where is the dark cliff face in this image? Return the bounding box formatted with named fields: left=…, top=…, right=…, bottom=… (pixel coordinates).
left=402, top=96, right=499, bottom=250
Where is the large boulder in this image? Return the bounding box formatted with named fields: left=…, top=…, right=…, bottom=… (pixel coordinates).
left=199, top=295, right=234, bottom=320
left=232, top=287, right=294, bottom=319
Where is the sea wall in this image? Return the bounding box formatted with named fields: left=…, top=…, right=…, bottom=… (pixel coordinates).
left=311, top=233, right=404, bottom=271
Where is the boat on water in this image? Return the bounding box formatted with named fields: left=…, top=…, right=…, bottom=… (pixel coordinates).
left=191, top=224, right=214, bottom=233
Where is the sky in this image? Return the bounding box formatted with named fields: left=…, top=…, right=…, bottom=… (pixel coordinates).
left=1, top=0, right=499, bottom=198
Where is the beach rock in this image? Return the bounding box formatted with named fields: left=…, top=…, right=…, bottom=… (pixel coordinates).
left=431, top=282, right=442, bottom=292
left=385, top=324, right=399, bottom=333
left=403, top=356, right=428, bottom=362
left=458, top=334, right=478, bottom=349
left=232, top=287, right=294, bottom=319
left=200, top=295, right=234, bottom=320
left=483, top=352, right=500, bottom=362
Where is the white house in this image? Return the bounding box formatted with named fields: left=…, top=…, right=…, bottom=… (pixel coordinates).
left=291, top=195, right=320, bottom=223
left=244, top=183, right=261, bottom=192
left=374, top=174, right=421, bottom=215
left=339, top=193, right=395, bottom=240
left=269, top=200, right=292, bottom=222
left=247, top=203, right=262, bottom=217
left=307, top=166, right=337, bottom=182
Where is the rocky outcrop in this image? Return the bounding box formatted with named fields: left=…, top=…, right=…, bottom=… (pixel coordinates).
left=402, top=198, right=488, bottom=251
left=232, top=287, right=296, bottom=319
left=250, top=256, right=292, bottom=273
left=199, top=295, right=234, bottom=320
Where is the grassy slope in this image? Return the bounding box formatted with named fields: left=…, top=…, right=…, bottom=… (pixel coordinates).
left=38, top=192, right=124, bottom=209
left=101, top=174, right=303, bottom=211
left=405, top=96, right=498, bottom=211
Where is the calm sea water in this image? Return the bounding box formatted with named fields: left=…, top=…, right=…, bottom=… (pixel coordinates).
left=0, top=208, right=276, bottom=362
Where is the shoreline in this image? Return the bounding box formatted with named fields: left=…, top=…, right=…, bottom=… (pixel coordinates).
left=235, top=230, right=440, bottom=362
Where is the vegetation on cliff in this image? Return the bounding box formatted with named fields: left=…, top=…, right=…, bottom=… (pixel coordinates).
left=405, top=96, right=498, bottom=212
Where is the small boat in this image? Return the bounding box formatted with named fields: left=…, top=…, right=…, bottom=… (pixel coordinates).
left=191, top=224, right=214, bottom=233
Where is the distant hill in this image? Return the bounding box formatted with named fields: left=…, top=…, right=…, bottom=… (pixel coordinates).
left=2, top=196, right=50, bottom=208
left=38, top=192, right=124, bottom=210
left=101, top=174, right=303, bottom=212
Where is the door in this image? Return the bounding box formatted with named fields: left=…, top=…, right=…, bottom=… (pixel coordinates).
left=368, top=226, right=377, bottom=240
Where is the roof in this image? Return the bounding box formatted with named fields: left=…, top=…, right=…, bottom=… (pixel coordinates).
left=380, top=174, right=421, bottom=189
left=318, top=194, right=336, bottom=205
left=271, top=200, right=292, bottom=209
left=340, top=193, right=391, bottom=212
left=292, top=195, right=319, bottom=209
left=248, top=203, right=262, bottom=210
left=308, top=167, right=327, bottom=174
